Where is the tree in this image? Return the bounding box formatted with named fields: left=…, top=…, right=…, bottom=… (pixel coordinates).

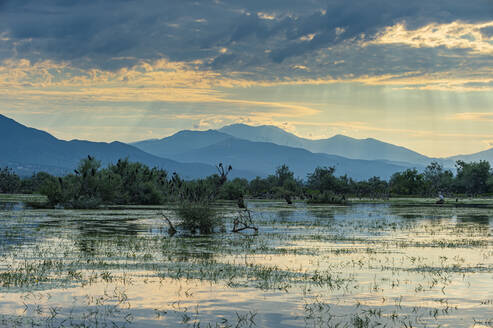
left=275, top=164, right=294, bottom=187
left=305, top=166, right=350, bottom=204
left=0, top=167, right=21, bottom=193
left=274, top=165, right=298, bottom=204
left=306, top=166, right=337, bottom=192
left=19, top=172, right=54, bottom=194
left=249, top=177, right=271, bottom=198
left=455, top=160, right=491, bottom=195
left=40, top=157, right=170, bottom=208
left=423, top=162, right=453, bottom=196
left=389, top=169, right=424, bottom=195
left=76, top=156, right=102, bottom=199
left=218, top=178, right=249, bottom=200
left=108, top=158, right=169, bottom=204
left=367, top=176, right=389, bottom=198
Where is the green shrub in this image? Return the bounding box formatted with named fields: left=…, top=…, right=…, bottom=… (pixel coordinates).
left=69, top=195, right=102, bottom=209
left=306, top=190, right=348, bottom=205
left=0, top=167, right=21, bottom=193
left=176, top=201, right=221, bottom=234
left=39, top=177, right=63, bottom=207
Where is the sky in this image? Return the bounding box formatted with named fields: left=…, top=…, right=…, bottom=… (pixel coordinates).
left=1, top=0, right=493, bottom=158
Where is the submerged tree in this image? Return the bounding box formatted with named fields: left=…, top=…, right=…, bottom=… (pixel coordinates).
left=305, top=166, right=349, bottom=204
left=169, top=162, right=233, bottom=234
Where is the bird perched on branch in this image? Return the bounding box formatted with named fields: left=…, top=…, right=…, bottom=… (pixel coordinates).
left=216, top=163, right=232, bottom=186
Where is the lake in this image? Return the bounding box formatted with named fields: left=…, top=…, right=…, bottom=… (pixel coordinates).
left=0, top=200, right=492, bottom=327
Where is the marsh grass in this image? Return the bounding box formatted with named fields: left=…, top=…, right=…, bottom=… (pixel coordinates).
left=0, top=201, right=491, bottom=327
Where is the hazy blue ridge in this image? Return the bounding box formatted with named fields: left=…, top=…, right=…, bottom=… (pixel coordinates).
left=131, top=130, right=232, bottom=158
left=134, top=131, right=423, bottom=180
left=218, top=123, right=436, bottom=166
left=0, top=114, right=250, bottom=179
left=446, top=148, right=493, bottom=164
left=6, top=113, right=493, bottom=180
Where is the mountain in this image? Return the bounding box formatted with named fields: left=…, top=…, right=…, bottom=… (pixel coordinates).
left=131, top=130, right=232, bottom=158
left=133, top=130, right=422, bottom=180
left=447, top=148, right=493, bottom=164
left=219, top=124, right=307, bottom=148
left=174, top=138, right=423, bottom=180
left=0, top=114, right=226, bottom=178
left=218, top=124, right=434, bottom=166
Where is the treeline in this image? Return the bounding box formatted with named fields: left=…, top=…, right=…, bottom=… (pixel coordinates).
left=0, top=157, right=234, bottom=208
left=1, top=157, right=493, bottom=208
left=212, top=160, right=493, bottom=202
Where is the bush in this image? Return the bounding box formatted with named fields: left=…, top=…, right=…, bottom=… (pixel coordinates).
left=176, top=201, right=221, bottom=234
left=0, top=167, right=21, bottom=193
left=39, top=177, right=63, bottom=207
left=217, top=178, right=248, bottom=200
left=69, top=195, right=102, bottom=209
left=306, top=190, right=348, bottom=205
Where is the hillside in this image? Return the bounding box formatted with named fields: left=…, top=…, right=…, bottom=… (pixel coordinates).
left=137, top=134, right=419, bottom=180
left=131, top=130, right=232, bottom=158
left=218, top=124, right=434, bottom=166
left=0, top=114, right=222, bottom=178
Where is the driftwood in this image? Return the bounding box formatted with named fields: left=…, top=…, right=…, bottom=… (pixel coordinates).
left=232, top=209, right=258, bottom=233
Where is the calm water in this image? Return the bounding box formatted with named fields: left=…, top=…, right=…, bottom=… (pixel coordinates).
left=0, top=201, right=492, bottom=327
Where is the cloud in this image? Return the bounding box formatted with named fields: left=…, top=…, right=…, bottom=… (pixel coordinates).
left=450, top=112, right=493, bottom=122
left=1, top=0, right=493, bottom=158
left=1, top=0, right=492, bottom=74
left=371, top=21, right=493, bottom=55
left=0, top=57, right=322, bottom=120
left=480, top=26, right=493, bottom=37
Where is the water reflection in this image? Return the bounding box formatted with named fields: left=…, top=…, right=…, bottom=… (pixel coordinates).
left=457, top=214, right=491, bottom=225
left=0, top=201, right=24, bottom=211
left=307, top=209, right=335, bottom=220
left=0, top=202, right=491, bottom=327
left=277, top=210, right=293, bottom=222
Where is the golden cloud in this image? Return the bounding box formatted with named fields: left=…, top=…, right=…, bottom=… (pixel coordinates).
left=0, top=58, right=321, bottom=118
left=450, top=112, right=493, bottom=122
left=370, top=20, right=493, bottom=55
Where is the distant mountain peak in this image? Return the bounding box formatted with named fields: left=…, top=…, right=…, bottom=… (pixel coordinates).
left=329, top=134, right=356, bottom=141
left=131, top=129, right=233, bottom=158
left=220, top=123, right=291, bottom=134
left=217, top=122, right=432, bottom=165
left=0, top=113, right=224, bottom=178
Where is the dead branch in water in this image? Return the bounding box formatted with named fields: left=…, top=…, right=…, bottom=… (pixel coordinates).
left=232, top=209, right=258, bottom=233
left=162, top=212, right=177, bottom=236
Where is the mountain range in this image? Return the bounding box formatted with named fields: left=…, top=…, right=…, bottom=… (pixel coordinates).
left=447, top=148, right=493, bottom=164
left=218, top=124, right=434, bottom=165
left=0, top=114, right=243, bottom=179
left=3, top=113, right=493, bottom=180
left=218, top=124, right=492, bottom=168
left=132, top=130, right=417, bottom=180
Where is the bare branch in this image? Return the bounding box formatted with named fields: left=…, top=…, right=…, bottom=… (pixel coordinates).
left=162, top=212, right=177, bottom=236
left=232, top=209, right=258, bottom=233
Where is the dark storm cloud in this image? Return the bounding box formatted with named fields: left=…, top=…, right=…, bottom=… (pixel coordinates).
left=0, top=0, right=491, bottom=73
